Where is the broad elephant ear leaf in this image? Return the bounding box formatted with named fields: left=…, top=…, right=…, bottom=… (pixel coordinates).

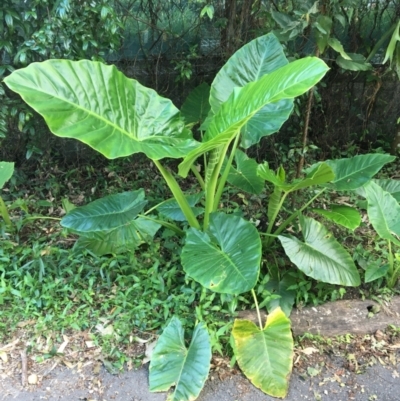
left=0, top=162, right=14, bottom=189
left=149, top=317, right=211, bottom=401
left=74, top=216, right=161, bottom=256
left=4, top=60, right=199, bottom=160
left=356, top=178, right=400, bottom=202
left=209, top=33, right=293, bottom=148
left=181, top=212, right=261, bottom=294
left=278, top=215, right=360, bottom=286
left=179, top=57, right=329, bottom=177
left=232, top=308, right=293, bottom=398
left=364, top=181, right=400, bottom=247
left=180, top=82, right=211, bottom=126
left=157, top=192, right=204, bottom=221
left=61, top=190, right=147, bottom=233
left=325, top=154, right=395, bottom=190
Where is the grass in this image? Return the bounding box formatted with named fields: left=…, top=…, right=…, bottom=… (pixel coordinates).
left=0, top=152, right=399, bottom=370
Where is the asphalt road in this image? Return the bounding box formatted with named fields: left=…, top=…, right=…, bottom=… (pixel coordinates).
left=1, top=355, right=399, bottom=401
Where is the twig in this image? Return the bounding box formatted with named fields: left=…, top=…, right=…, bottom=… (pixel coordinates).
left=20, top=349, right=28, bottom=387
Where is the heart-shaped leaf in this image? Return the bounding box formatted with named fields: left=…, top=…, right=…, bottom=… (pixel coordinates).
left=74, top=216, right=161, bottom=255
left=157, top=193, right=204, bottom=221
left=209, top=33, right=293, bottom=148
left=61, top=190, right=147, bottom=233
left=181, top=212, right=261, bottom=294
left=364, top=181, right=400, bottom=246
left=365, top=262, right=389, bottom=283
left=279, top=215, right=360, bottom=286
left=232, top=308, right=293, bottom=398
left=179, top=57, right=329, bottom=177
left=4, top=60, right=199, bottom=160
left=149, top=317, right=211, bottom=401
left=313, top=205, right=361, bottom=230
left=227, top=150, right=264, bottom=194
left=356, top=178, right=400, bottom=202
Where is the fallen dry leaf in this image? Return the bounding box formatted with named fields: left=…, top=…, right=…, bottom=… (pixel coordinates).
left=142, top=340, right=157, bottom=365
left=0, top=350, right=8, bottom=363
left=301, top=347, right=319, bottom=355
left=28, top=374, right=38, bottom=385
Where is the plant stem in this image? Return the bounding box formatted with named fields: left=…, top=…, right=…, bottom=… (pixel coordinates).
left=0, top=195, right=12, bottom=226
left=204, top=142, right=231, bottom=230
left=190, top=165, right=205, bottom=191
left=213, top=133, right=240, bottom=211
left=296, top=87, right=315, bottom=178
left=138, top=214, right=184, bottom=235
left=251, top=289, right=263, bottom=330
left=153, top=160, right=200, bottom=229
left=265, top=191, right=288, bottom=247
left=273, top=188, right=327, bottom=238
left=22, top=216, right=62, bottom=222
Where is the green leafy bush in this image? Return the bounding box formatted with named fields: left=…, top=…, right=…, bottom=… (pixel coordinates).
left=5, top=32, right=400, bottom=399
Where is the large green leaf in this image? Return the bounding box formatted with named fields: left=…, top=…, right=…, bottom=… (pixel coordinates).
left=313, top=205, right=361, bottom=231
left=209, top=33, right=293, bottom=148
left=210, top=33, right=288, bottom=113
left=61, top=190, right=147, bottom=233
left=0, top=162, right=14, bottom=189
left=232, top=308, right=293, bottom=398
left=149, top=317, right=211, bottom=401
left=157, top=193, right=204, bottom=221
left=180, top=83, right=211, bottom=126
left=181, top=212, right=261, bottom=294
left=325, top=154, right=395, bottom=191
left=227, top=150, right=264, bottom=194
left=364, top=181, right=400, bottom=247
left=74, top=216, right=161, bottom=256
left=279, top=215, right=360, bottom=286
left=4, top=60, right=199, bottom=160
left=356, top=179, right=400, bottom=202
left=178, top=57, right=329, bottom=177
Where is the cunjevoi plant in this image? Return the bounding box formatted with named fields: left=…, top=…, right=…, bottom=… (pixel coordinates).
left=4, top=33, right=399, bottom=399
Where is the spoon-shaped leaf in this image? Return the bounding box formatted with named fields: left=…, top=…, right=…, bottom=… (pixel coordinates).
left=232, top=308, right=293, bottom=398
left=181, top=212, right=261, bottom=294
left=61, top=190, right=147, bottom=233
left=4, top=60, right=199, bottom=160
left=149, top=317, right=211, bottom=401
left=279, top=215, right=360, bottom=286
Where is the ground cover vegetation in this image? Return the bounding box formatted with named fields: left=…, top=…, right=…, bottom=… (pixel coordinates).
left=0, top=1, right=400, bottom=400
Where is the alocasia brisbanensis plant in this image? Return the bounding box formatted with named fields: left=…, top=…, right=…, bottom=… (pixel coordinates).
left=4, top=33, right=399, bottom=399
